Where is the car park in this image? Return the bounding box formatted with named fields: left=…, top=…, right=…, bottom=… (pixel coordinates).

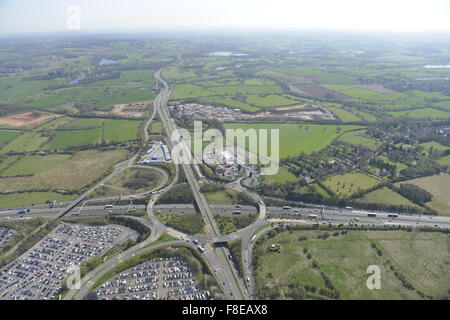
left=94, top=257, right=210, bottom=300
left=0, top=223, right=129, bottom=300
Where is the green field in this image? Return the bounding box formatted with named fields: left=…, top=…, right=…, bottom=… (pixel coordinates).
left=245, top=94, right=301, bottom=108
left=354, top=110, right=378, bottom=122
left=262, top=166, right=298, bottom=184
left=36, top=116, right=75, bottom=131
left=323, top=84, right=392, bottom=100
left=0, top=149, right=128, bottom=192
left=1, top=132, right=49, bottom=154
left=46, top=129, right=100, bottom=149
left=397, top=174, right=450, bottom=216
left=357, top=187, right=420, bottom=208
left=387, top=108, right=449, bottom=119
left=162, top=65, right=199, bottom=82
left=1, top=153, right=71, bottom=176
left=223, top=123, right=362, bottom=159
left=254, top=229, right=450, bottom=299
left=337, top=130, right=380, bottom=150
left=243, top=78, right=277, bottom=86
left=267, top=66, right=353, bottom=83
left=45, top=119, right=140, bottom=149
left=204, top=187, right=242, bottom=205
left=0, top=77, right=60, bottom=102
left=0, top=131, right=21, bottom=147
left=0, top=155, right=20, bottom=172
left=327, top=106, right=361, bottom=122
left=17, top=94, right=68, bottom=108
left=322, top=171, right=380, bottom=197
left=0, top=192, right=76, bottom=208
left=170, top=84, right=214, bottom=100
left=210, top=85, right=283, bottom=96
left=86, top=69, right=155, bottom=87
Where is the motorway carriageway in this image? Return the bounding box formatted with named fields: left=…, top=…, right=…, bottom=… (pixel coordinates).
left=1, top=204, right=450, bottom=229
left=266, top=206, right=450, bottom=229
left=0, top=204, right=258, bottom=220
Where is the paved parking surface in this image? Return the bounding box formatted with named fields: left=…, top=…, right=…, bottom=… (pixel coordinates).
left=0, top=222, right=134, bottom=300
left=94, top=257, right=210, bottom=300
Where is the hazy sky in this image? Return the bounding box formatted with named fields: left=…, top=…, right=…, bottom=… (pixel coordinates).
left=1, top=0, right=450, bottom=35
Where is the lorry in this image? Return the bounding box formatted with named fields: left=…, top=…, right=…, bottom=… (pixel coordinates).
left=308, top=214, right=318, bottom=219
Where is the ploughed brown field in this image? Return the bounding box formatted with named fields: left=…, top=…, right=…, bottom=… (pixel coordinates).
left=0, top=112, right=59, bottom=127
left=290, top=84, right=352, bottom=100
left=94, top=101, right=148, bottom=119
left=358, top=84, right=396, bottom=94
left=304, top=74, right=328, bottom=82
